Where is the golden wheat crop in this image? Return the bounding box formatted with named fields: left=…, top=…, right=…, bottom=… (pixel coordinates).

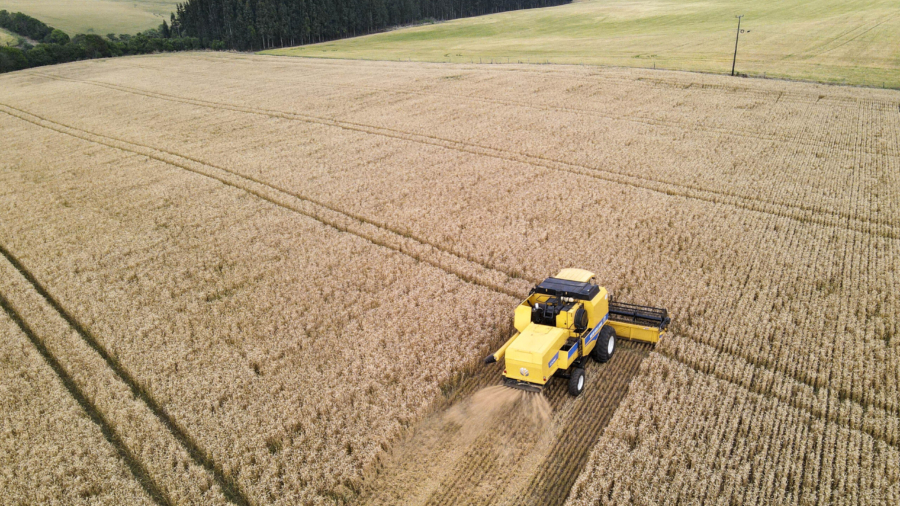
left=0, top=53, right=898, bottom=504
left=567, top=354, right=900, bottom=505
left=0, top=246, right=231, bottom=504
left=0, top=310, right=155, bottom=505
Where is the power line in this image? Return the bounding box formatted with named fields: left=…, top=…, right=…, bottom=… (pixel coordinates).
left=732, top=14, right=744, bottom=76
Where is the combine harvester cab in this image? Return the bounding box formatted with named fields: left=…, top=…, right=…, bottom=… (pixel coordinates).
left=485, top=268, right=670, bottom=396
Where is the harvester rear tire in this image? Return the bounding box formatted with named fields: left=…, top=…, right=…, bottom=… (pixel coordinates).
left=568, top=368, right=585, bottom=397
left=592, top=326, right=616, bottom=363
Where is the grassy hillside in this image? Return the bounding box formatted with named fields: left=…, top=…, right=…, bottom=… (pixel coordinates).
left=265, top=0, right=900, bottom=88
left=0, top=27, right=17, bottom=46
left=0, top=0, right=179, bottom=35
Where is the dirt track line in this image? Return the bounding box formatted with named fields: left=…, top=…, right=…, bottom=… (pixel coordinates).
left=0, top=102, right=531, bottom=301
left=45, top=70, right=899, bottom=234
left=273, top=76, right=893, bottom=156
left=5, top=98, right=893, bottom=433
left=26, top=71, right=900, bottom=238
left=5, top=100, right=888, bottom=434
left=189, top=55, right=900, bottom=154
left=190, top=53, right=900, bottom=110
left=0, top=244, right=251, bottom=506
left=680, top=318, right=900, bottom=420
left=656, top=343, right=899, bottom=451
left=0, top=290, right=172, bottom=506
left=101, top=59, right=885, bottom=157
left=815, top=12, right=900, bottom=57
left=0, top=101, right=883, bottom=426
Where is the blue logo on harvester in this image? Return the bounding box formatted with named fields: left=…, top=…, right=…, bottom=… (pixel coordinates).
left=549, top=353, right=558, bottom=368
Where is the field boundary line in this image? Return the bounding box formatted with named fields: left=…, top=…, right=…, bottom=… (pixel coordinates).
left=656, top=340, right=900, bottom=451
left=0, top=290, right=172, bottom=506
left=1, top=101, right=888, bottom=419
left=0, top=244, right=252, bottom=506
left=26, top=71, right=899, bottom=239
left=0, top=103, right=531, bottom=300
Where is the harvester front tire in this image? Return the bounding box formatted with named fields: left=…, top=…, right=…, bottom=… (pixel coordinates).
left=568, top=368, right=585, bottom=397
left=592, top=326, right=616, bottom=363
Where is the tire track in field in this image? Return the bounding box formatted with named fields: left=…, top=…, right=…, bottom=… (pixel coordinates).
left=113, top=55, right=897, bottom=158
left=0, top=290, right=172, bottom=506
left=176, top=53, right=900, bottom=110
left=0, top=102, right=534, bottom=300
left=657, top=339, right=900, bottom=451
left=0, top=246, right=251, bottom=505
left=811, top=13, right=900, bottom=58
left=39, top=68, right=893, bottom=227
left=0, top=99, right=894, bottom=446
left=269, top=70, right=893, bottom=156
left=360, top=341, right=651, bottom=506
left=790, top=15, right=875, bottom=62
left=24, top=71, right=900, bottom=238
left=2, top=101, right=893, bottom=430
left=28, top=67, right=891, bottom=226
left=6, top=65, right=894, bottom=500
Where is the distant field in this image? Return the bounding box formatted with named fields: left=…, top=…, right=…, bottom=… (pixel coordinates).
left=0, top=0, right=179, bottom=35
left=0, top=27, right=17, bottom=46
left=266, top=0, right=900, bottom=88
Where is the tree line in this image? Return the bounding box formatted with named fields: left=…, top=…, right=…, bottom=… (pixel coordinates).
left=0, top=11, right=223, bottom=74
left=1, top=10, right=60, bottom=41
left=172, top=0, right=571, bottom=50
left=1, top=0, right=570, bottom=73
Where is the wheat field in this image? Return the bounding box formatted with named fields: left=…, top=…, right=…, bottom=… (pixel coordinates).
left=0, top=309, right=156, bottom=504
left=0, top=53, right=898, bottom=504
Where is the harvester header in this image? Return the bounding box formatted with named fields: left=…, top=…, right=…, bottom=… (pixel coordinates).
left=485, top=269, right=670, bottom=396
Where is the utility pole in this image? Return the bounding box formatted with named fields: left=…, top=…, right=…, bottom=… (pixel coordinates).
left=732, top=15, right=744, bottom=76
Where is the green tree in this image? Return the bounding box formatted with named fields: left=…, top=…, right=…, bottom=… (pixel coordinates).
left=45, top=29, right=70, bottom=45
left=73, top=34, right=111, bottom=58
left=25, top=44, right=53, bottom=66
left=0, top=46, right=27, bottom=72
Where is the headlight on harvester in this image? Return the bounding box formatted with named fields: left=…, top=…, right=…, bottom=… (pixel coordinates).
left=520, top=367, right=529, bottom=377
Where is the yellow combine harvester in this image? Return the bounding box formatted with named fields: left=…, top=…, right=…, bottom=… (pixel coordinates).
left=484, top=268, right=670, bottom=396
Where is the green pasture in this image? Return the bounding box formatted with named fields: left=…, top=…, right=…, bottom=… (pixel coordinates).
left=265, top=0, right=900, bottom=88
left=0, top=0, right=179, bottom=35
left=0, top=27, right=17, bottom=46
